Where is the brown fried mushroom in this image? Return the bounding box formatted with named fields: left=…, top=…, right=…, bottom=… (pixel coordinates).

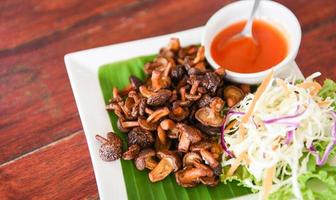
left=200, top=72, right=222, bottom=95
left=128, top=127, right=154, bottom=148
left=169, top=101, right=189, bottom=122
left=185, top=79, right=202, bottom=101
left=129, top=75, right=142, bottom=91
left=239, top=84, right=251, bottom=94
left=175, top=166, right=213, bottom=187
left=155, top=126, right=170, bottom=151
left=95, top=132, right=122, bottom=161
left=200, top=149, right=219, bottom=169
left=195, top=97, right=225, bottom=127
left=139, top=86, right=172, bottom=106
left=183, top=152, right=212, bottom=172
left=147, top=107, right=170, bottom=123
left=148, top=150, right=181, bottom=182
left=190, top=141, right=213, bottom=152
left=177, top=124, right=203, bottom=152
left=193, top=46, right=205, bottom=64
left=117, top=118, right=139, bottom=132
left=200, top=176, right=219, bottom=187
left=200, top=149, right=221, bottom=176
left=210, top=143, right=223, bottom=160
left=160, top=119, right=179, bottom=139
left=167, top=38, right=180, bottom=51
left=122, top=144, right=141, bottom=160
left=144, top=57, right=169, bottom=75
left=135, top=148, right=158, bottom=170
left=106, top=102, right=124, bottom=118
left=138, top=117, right=158, bottom=131
left=151, top=67, right=171, bottom=91
left=224, top=85, right=245, bottom=107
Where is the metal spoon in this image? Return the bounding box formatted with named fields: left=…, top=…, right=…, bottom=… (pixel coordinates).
left=232, top=0, right=261, bottom=42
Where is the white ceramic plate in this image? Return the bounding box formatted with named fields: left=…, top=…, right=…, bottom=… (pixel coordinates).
left=64, top=27, right=304, bottom=200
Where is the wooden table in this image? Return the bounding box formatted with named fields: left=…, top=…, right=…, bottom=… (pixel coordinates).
left=0, top=0, right=335, bottom=199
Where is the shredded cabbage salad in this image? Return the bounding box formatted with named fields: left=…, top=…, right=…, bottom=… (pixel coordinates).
left=220, top=72, right=336, bottom=199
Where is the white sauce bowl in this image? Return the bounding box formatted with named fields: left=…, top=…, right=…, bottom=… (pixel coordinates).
left=202, top=0, right=301, bottom=84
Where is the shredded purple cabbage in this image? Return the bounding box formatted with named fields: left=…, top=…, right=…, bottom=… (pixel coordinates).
left=263, top=108, right=306, bottom=124
left=285, top=130, right=294, bottom=145
left=308, top=111, right=336, bottom=166
left=220, top=117, right=234, bottom=158
left=227, top=111, right=245, bottom=116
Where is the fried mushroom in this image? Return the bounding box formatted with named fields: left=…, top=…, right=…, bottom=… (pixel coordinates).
left=128, top=127, right=154, bottom=148
left=223, top=85, right=245, bottom=107
left=135, top=148, right=158, bottom=170
left=139, top=86, right=172, bottom=106
left=148, top=150, right=181, bottom=182
left=122, top=144, right=141, bottom=160
left=117, top=118, right=139, bottom=132
left=177, top=124, right=203, bottom=152
left=195, top=97, right=225, bottom=127
left=175, top=166, right=213, bottom=187
left=95, top=132, right=122, bottom=161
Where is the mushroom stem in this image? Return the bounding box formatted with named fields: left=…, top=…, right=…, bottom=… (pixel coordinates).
left=121, top=121, right=139, bottom=128
left=163, top=62, right=172, bottom=77
left=160, top=119, right=176, bottom=130
left=180, top=87, right=186, bottom=102
left=193, top=46, right=205, bottom=64
left=167, top=38, right=180, bottom=51
left=190, top=80, right=200, bottom=95
left=214, top=67, right=226, bottom=76
left=139, top=86, right=153, bottom=98
left=145, top=157, right=158, bottom=170
left=151, top=70, right=162, bottom=91
left=148, top=158, right=174, bottom=182
left=147, top=107, right=170, bottom=123
left=200, top=149, right=219, bottom=169
left=138, top=118, right=158, bottom=131
left=157, top=126, right=167, bottom=145
left=95, top=135, right=109, bottom=144
left=210, top=97, right=225, bottom=113
left=169, top=90, right=177, bottom=102
left=178, top=132, right=191, bottom=152
left=145, top=107, right=154, bottom=115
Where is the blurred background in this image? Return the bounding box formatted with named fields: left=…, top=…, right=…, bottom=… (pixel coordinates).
left=0, top=0, right=335, bottom=199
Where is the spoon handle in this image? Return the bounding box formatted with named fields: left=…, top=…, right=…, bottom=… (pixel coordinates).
left=241, top=0, right=261, bottom=37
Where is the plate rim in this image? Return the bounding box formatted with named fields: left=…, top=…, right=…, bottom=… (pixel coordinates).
left=64, top=26, right=303, bottom=200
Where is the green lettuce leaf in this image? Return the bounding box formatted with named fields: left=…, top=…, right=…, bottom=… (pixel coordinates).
left=318, top=79, right=336, bottom=110
left=221, top=166, right=259, bottom=193
left=269, top=155, right=336, bottom=200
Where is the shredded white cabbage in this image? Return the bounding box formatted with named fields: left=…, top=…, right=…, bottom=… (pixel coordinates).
left=222, top=74, right=335, bottom=199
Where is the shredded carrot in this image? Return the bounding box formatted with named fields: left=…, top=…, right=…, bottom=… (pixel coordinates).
left=297, top=81, right=322, bottom=96
left=238, top=71, right=274, bottom=140
left=226, top=152, right=247, bottom=177
left=262, top=166, right=276, bottom=200
left=276, top=78, right=290, bottom=97
left=318, top=100, right=332, bottom=107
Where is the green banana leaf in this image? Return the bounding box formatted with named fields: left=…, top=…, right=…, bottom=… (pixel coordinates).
left=98, top=55, right=252, bottom=200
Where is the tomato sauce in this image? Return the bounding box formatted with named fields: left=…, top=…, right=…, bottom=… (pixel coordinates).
left=211, top=20, right=287, bottom=73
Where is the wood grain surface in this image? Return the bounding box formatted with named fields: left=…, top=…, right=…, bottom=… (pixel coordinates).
left=0, top=0, right=335, bottom=199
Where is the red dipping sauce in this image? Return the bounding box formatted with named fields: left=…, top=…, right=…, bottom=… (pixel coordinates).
left=211, top=20, right=287, bottom=73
